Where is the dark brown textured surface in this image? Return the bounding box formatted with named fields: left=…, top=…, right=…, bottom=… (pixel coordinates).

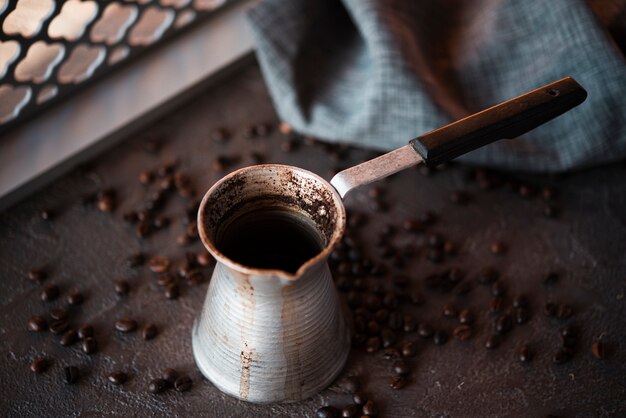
left=1, top=63, right=625, bottom=417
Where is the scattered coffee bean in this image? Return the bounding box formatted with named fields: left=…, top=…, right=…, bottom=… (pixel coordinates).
left=491, top=281, right=506, bottom=297
left=458, top=309, right=474, bottom=325
left=60, top=330, right=78, bottom=346
left=50, top=307, right=68, bottom=321
left=512, top=295, right=528, bottom=308
left=557, top=304, right=574, bottom=319
left=392, top=359, right=410, bottom=376
left=485, top=335, right=500, bottom=349
left=489, top=297, right=504, bottom=314
left=341, top=376, right=361, bottom=393
left=362, top=400, right=379, bottom=417
left=519, top=345, right=533, bottom=363
left=143, top=323, right=158, bottom=341
left=82, top=337, right=97, bottom=354
left=591, top=341, right=605, bottom=359
left=165, top=283, right=180, bottom=300
left=401, top=341, right=418, bottom=357
left=316, top=406, right=340, bottom=418
left=418, top=323, right=434, bottom=338
left=365, top=337, right=381, bottom=353
left=352, top=391, right=367, bottom=406
left=28, top=316, right=48, bottom=332
left=174, top=375, right=193, bottom=392
left=476, top=267, right=499, bottom=284
left=113, top=279, right=130, bottom=296
left=149, top=257, right=171, bottom=273
left=149, top=378, right=169, bottom=394
left=389, top=375, right=407, bottom=390
left=490, top=241, right=507, bottom=255
left=433, top=330, right=448, bottom=345
left=515, top=307, right=530, bottom=325
left=63, top=366, right=79, bottom=384
left=66, top=291, right=84, bottom=306
left=543, top=204, right=560, bottom=218
left=28, top=268, right=47, bottom=283
left=341, top=404, right=360, bottom=418
left=139, top=170, right=155, bottom=185
left=196, top=252, right=214, bottom=266
left=382, top=348, right=401, bottom=361
left=49, top=319, right=69, bottom=335
left=96, top=189, right=116, bottom=212
left=495, top=313, right=513, bottom=334
left=115, top=318, right=137, bottom=333
left=41, top=284, right=60, bottom=302
left=30, top=357, right=49, bottom=373
left=442, top=303, right=458, bottom=318
left=40, top=209, right=54, bottom=221
left=452, top=325, right=472, bottom=341
left=108, top=371, right=128, bottom=385
left=77, top=324, right=94, bottom=339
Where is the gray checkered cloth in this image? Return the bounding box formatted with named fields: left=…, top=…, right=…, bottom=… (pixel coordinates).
left=248, top=0, right=626, bottom=172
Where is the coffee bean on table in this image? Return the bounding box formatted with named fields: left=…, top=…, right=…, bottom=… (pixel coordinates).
left=82, top=337, right=97, bottom=354
left=66, top=291, right=84, bottom=306
left=452, top=325, right=472, bottom=341
left=196, top=252, right=214, bottom=267
left=341, top=404, right=359, bottom=418
left=495, top=314, right=513, bottom=334
left=49, top=319, right=69, bottom=335
left=352, top=391, right=367, bottom=406
left=491, top=281, right=506, bottom=297
left=108, top=371, right=128, bottom=385
left=30, top=357, right=49, bottom=373
left=63, top=366, right=80, bottom=384
left=362, top=399, right=379, bottom=417
left=476, top=267, right=499, bottom=284
left=443, top=303, right=458, bottom=318
left=115, top=318, right=137, bottom=333
left=113, top=279, right=130, bottom=295
left=365, top=337, right=381, bottom=353
left=557, top=304, right=574, bottom=319
left=485, top=335, right=500, bottom=349
left=28, top=268, right=47, bottom=283
left=341, top=376, right=361, bottom=393
left=458, top=309, right=474, bottom=324
left=41, top=284, right=60, bottom=302
left=316, top=406, right=340, bottom=418
left=165, top=283, right=180, bottom=300
left=60, top=330, right=78, bottom=346
left=418, top=323, right=433, bottom=338
left=433, top=330, right=448, bottom=345
left=28, top=316, right=48, bottom=332
left=174, top=375, right=193, bottom=392
left=143, top=323, right=158, bottom=341
left=149, top=257, right=171, bottom=273
left=77, top=324, right=94, bottom=339
left=50, top=307, right=68, bottom=321
left=162, top=368, right=178, bottom=385
left=139, top=170, right=155, bottom=185
left=401, top=341, right=418, bottom=357
left=382, top=348, right=401, bottom=361
left=591, top=341, right=605, bottom=359
left=519, top=345, right=533, bottom=363
left=389, top=375, right=407, bottom=390
left=512, top=295, right=528, bottom=308
left=392, top=359, right=410, bottom=376
left=515, top=307, right=530, bottom=324
left=149, top=378, right=169, bottom=394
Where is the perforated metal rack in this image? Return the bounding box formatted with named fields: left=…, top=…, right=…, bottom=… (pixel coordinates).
left=0, top=0, right=229, bottom=135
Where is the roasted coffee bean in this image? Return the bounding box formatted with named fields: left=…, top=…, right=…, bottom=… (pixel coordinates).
left=543, top=272, right=559, bottom=286
left=66, top=291, right=84, bottom=306
left=108, top=371, right=128, bottom=385
left=389, top=375, right=407, bottom=390
left=518, top=184, right=534, bottom=198
left=495, top=314, right=513, bottom=334
left=279, top=122, right=292, bottom=135
left=174, top=375, right=192, bottom=392
left=557, top=304, right=574, bottom=319
left=28, top=268, right=47, bottom=283
left=382, top=348, right=401, bottom=360
left=490, top=241, right=507, bottom=255
left=452, top=325, right=472, bottom=341
left=352, top=391, right=367, bottom=406
left=149, top=257, right=171, bottom=273
left=401, top=341, right=418, bottom=357
left=160, top=368, right=178, bottom=385
left=374, top=309, right=389, bottom=324
left=427, top=234, right=444, bottom=249
left=113, top=279, right=130, bottom=296
left=515, top=307, right=530, bottom=324
left=443, top=240, right=457, bottom=255
left=519, top=345, right=533, bottom=363
left=115, top=318, right=137, bottom=333
left=149, top=378, right=169, bottom=394
left=177, top=233, right=191, bottom=246
left=139, top=170, right=155, bottom=185
left=392, top=359, right=410, bottom=376
left=491, top=281, right=506, bottom=297
left=49, top=319, right=69, bottom=335
left=50, top=307, right=68, bottom=321
left=63, top=366, right=79, bottom=384
left=341, top=404, right=360, bottom=418
left=458, top=309, right=474, bottom=325
left=316, top=406, right=340, bottom=418
left=365, top=337, right=381, bottom=353
left=128, top=252, right=145, bottom=267
left=476, top=267, right=499, bottom=284
left=30, top=357, right=49, bottom=373
left=60, top=330, right=78, bottom=346
left=136, top=221, right=152, bottom=238
left=153, top=216, right=170, bottom=229
left=403, top=314, right=417, bottom=332
left=544, top=302, right=557, bottom=317
left=512, top=295, right=528, bottom=308
left=28, top=316, right=48, bottom=332
left=408, top=290, right=425, bottom=306
left=341, top=376, right=361, bottom=393
left=157, top=274, right=175, bottom=287
left=380, top=329, right=396, bottom=348
left=442, top=303, right=458, bottom=318
left=489, top=297, right=504, bottom=314
left=553, top=348, right=572, bottom=364
left=402, top=218, right=424, bottom=233
left=40, top=209, right=54, bottom=221
left=543, top=204, right=560, bottom=218
left=485, top=335, right=500, bottom=349
left=196, top=252, right=214, bottom=267
left=41, top=284, right=60, bottom=302
left=96, top=189, right=116, bottom=212
left=142, top=323, right=158, bottom=341
left=165, top=283, right=180, bottom=300
left=418, top=323, right=433, bottom=338
left=362, top=400, right=379, bottom=417
left=433, top=330, right=448, bottom=345
left=82, top=337, right=97, bottom=354
left=591, top=341, right=605, bottom=359
left=561, top=325, right=577, bottom=339
left=77, top=324, right=94, bottom=339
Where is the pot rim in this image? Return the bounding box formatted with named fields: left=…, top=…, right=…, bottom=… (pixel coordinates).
left=197, top=164, right=346, bottom=280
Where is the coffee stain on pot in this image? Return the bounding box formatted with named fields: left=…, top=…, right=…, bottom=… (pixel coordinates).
left=281, top=284, right=303, bottom=400
left=240, top=343, right=253, bottom=400
left=233, top=271, right=255, bottom=400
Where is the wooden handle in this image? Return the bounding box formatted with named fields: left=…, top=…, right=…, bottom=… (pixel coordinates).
left=409, top=77, right=587, bottom=166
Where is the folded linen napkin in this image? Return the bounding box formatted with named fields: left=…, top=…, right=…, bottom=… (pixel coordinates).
left=248, top=0, right=626, bottom=172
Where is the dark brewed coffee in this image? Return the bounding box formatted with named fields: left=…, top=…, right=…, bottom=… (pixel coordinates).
left=217, top=208, right=323, bottom=274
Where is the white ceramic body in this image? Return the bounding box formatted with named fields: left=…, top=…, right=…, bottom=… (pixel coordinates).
left=193, top=165, right=350, bottom=403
